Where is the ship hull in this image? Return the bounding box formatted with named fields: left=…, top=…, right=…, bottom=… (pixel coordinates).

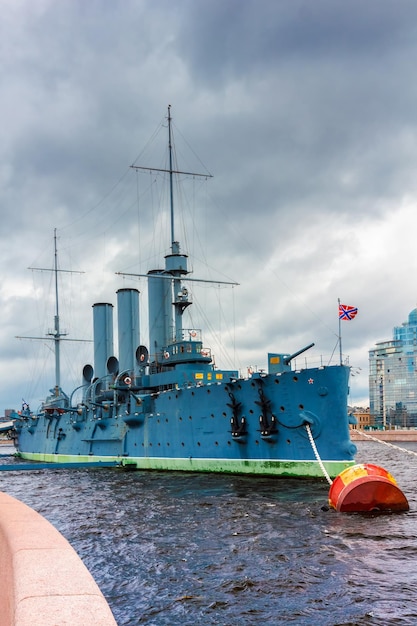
left=14, top=364, right=356, bottom=479
left=14, top=452, right=353, bottom=479
left=13, top=111, right=356, bottom=480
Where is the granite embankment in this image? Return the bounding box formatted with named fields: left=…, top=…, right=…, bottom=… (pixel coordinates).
left=350, top=429, right=417, bottom=442
left=0, top=491, right=117, bottom=626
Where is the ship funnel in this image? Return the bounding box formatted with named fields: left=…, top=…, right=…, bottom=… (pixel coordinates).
left=148, top=270, right=171, bottom=361
left=117, top=288, right=140, bottom=374
left=93, top=303, right=114, bottom=380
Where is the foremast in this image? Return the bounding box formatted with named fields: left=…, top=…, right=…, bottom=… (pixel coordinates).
left=130, top=106, right=215, bottom=362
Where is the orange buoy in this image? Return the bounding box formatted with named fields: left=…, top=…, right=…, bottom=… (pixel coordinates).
left=328, top=463, right=409, bottom=513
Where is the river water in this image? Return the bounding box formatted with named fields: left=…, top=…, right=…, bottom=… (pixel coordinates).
left=1, top=441, right=416, bottom=626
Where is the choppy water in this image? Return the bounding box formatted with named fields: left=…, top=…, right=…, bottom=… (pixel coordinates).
left=1, top=441, right=417, bottom=625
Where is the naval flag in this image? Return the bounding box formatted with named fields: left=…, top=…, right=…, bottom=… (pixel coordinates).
left=338, top=303, right=358, bottom=321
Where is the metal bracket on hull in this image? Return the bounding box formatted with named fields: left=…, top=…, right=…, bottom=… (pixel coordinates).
left=122, top=413, right=145, bottom=427
left=27, top=417, right=39, bottom=434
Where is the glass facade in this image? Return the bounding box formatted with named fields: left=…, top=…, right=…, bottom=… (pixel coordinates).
left=369, top=309, right=417, bottom=428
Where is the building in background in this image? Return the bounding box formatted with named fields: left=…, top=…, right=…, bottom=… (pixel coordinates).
left=369, top=308, right=417, bottom=428
left=349, top=407, right=371, bottom=430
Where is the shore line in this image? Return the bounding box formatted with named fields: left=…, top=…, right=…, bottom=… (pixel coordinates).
left=0, top=491, right=117, bottom=625
left=350, top=429, right=417, bottom=442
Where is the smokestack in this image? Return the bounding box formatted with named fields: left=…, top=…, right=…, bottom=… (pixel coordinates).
left=92, top=303, right=114, bottom=380
left=148, top=271, right=171, bottom=361
left=117, top=288, right=140, bottom=374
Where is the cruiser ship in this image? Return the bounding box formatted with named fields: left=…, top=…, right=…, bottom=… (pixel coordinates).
left=12, top=107, right=356, bottom=478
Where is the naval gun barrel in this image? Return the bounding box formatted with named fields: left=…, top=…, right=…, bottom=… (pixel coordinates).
left=284, top=342, right=315, bottom=365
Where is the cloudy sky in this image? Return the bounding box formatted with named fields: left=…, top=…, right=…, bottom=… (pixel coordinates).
left=2, top=0, right=417, bottom=412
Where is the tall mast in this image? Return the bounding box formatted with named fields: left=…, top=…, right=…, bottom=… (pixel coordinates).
left=52, top=227, right=62, bottom=391
left=19, top=230, right=86, bottom=398
left=127, top=108, right=220, bottom=351
left=168, top=105, right=175, bottom=251
left=130, top=106, right=213, bottom=250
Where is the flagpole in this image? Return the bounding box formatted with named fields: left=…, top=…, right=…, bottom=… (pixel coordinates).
left=338, top=298, right=343, bottom=365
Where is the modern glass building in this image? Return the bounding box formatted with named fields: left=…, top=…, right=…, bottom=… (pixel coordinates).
left=369, top=309, right=417, bottom=428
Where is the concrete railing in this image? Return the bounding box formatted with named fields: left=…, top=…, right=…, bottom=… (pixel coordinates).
left=0, top=491, right=117, bottom=625
left=350, top=428, right=417, bottom=442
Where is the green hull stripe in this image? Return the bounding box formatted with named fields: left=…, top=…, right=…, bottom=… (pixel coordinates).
left=15, top=452, right=354, bottom=478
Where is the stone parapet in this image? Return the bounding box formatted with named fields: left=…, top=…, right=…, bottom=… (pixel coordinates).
left=0, top=491, right=117, bottom=626
left=350, top=429, right=417, bottom=442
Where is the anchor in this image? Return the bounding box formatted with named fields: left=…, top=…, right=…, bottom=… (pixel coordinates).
left=255, top=384, right=277, bottom=439
left=227, top=392, right=247, bottom=441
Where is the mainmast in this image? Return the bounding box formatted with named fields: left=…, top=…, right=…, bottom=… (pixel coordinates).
left=167, top=104, right=175, bottom=250
left=126, top=107, right=237, bottom=358
left=130, top=105, right=213, bottom=252
left=129, top=106, right=216, bottom=351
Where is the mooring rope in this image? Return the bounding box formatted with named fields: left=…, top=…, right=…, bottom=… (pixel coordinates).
left=354, top=430, right=417, bottom=458
left=305, top=423, right=333, bottom=485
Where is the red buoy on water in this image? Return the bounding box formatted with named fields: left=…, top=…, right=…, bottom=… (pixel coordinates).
left=328, top=463, right=409, bottom=513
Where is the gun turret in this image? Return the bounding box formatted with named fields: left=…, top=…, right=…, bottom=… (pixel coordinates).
left=284, top=343, right=315, bottom=365
left=268, top=343, right=315, bottom=374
